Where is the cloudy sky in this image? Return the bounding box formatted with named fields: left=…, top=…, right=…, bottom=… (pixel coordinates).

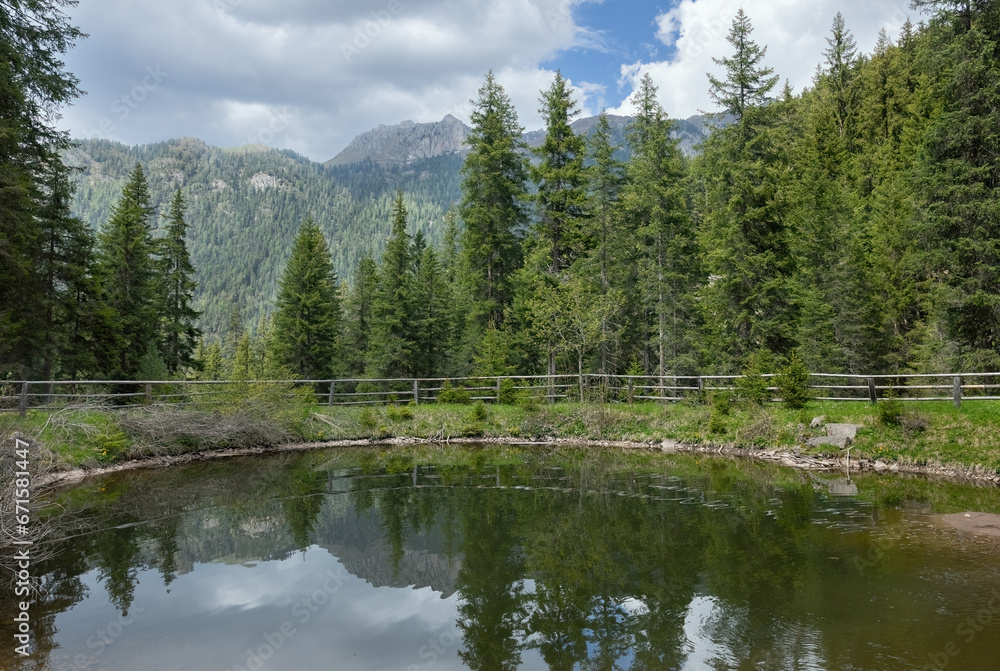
left=57, top=0, right=920, bottom=162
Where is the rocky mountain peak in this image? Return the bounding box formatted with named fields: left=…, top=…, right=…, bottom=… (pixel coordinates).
left=325, top=114, right=470, bottom=167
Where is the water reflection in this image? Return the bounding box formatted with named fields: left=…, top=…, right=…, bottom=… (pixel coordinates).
left=2, top=447, right=1000, bottom=670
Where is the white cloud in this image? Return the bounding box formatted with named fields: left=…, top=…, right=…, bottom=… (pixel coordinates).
left=57, top=0, right=597, bottom=160
left=608, top=0, right=914, bottom=119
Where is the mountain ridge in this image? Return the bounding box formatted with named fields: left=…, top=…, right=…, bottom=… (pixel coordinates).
left=326, top=112, right=719, bottom=167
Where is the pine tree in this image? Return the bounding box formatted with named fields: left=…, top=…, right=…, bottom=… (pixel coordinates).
left=531, top=71, right=588, bottom=274
left=156, top=190, right=201, bottom=374
left=623, top=74, right=699, bottom=376
left=411, top=245, right=452, bottom=378
left=32, top=163, right=102, bottom=379
left=585, top=112, right=626, bottom=374
left=916, top=21, right=1000, bottom=370
left=0, top=0, right=82, bottom=376
left=95, top=164, right=159, bottom=379
left=367, top=191, right=416, bottom=378
left=459, top=71, right=529, bottom=330
left=823, top=12, right=859, bottom=138
left=344, top=255, right=378, bottom=376
left=697, top=12, right=795, bottom=369
left=271, top=218, right=342, bottom=379
left=707, top=8, right=779, bottom=123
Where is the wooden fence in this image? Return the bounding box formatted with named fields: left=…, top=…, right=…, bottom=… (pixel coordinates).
left=3, top=372, right=998, bottom=416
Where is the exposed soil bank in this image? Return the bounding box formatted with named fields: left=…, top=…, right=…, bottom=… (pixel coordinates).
left=36, top=435, right=1000, bottom=489
left=939, top=512, right=1000, bottom=538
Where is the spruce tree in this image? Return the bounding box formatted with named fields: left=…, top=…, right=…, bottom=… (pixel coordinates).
left=95, top=164, right=159, bottom=379
left=585, top=112, right=626, bottom=374
left=707, top=8, right=779, bottom=123
left=411, top=245, right=452, bottom=378
left=367, top=191, right=416, bottom=378
left=156, top=190, right=201, bottom=374
left=696, top=11, right=795, bottom=369
left=0, top=0, right=82, bottom=376
left=531, top=71, right=588, bottom=274
left=33, top=163, right=102, bottom=379
left=271, top=218, right=342, bottom=379
left=622, top=74, right=699, bottom=376
left=459, top=71, right=529, bottom=330
left=344, top=255, right=378, bottom=376
left=917, top=21, right=1000, bottom=370
left=823, top=12, right=859, bottom=138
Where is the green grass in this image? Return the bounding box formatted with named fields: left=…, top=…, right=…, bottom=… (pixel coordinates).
left=4, top=398, right=1000, bottom=474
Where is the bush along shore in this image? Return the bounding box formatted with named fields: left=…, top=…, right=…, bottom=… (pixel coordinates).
left=5, top=386, right=1000, bottom=487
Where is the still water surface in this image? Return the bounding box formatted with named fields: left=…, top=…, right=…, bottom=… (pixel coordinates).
left=3, top=445, right=1000, bottom=670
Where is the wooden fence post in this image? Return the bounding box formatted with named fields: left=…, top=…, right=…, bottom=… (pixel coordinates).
left=627, top=377, right=634, bottom=404
left=579, top=371, right=584, bottom=403
left=328, top=380, right=335, bottom=406
left=496, top=377, right=502, bottom=404
left=413, top=379, right=419, bottom=405
left=953, top=376, right=962, bottom=408
left=19, top=382, right=28, bottom=417
left=697, top=376, right=704, bottom=401
left=867, top=378, right=878, bottom=404
left=145, top=383, right=153, bottom=404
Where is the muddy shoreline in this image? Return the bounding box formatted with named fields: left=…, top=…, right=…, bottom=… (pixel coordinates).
left=35, top=435, right=1000, bottom=489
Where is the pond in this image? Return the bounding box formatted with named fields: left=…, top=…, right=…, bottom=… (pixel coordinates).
left=3, top=445, right=1000, bottom=670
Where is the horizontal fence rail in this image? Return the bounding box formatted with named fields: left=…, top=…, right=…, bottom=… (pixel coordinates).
left=2, top=372, right=998, bottom=415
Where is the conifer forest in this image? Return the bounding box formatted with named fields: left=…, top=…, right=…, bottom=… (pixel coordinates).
left=4, top=2, right=1000, bottom=384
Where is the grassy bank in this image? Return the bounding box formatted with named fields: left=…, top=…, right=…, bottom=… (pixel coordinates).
left=4, top=394, right=1000, bottom=476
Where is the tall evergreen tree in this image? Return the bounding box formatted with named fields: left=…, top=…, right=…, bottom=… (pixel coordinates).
left=344, top=254, right=378, bottom=377
left=916, top=19, right=1000, bottom=370
left=585, top=112, right=626, bottom=374
left=0, top=0, right=83, bottom=376
left=707, top=8, right=779, bottom=123
left=823, top=12, right=859, bottom=138
left=95, top=164, right=158, bottom=379
left=696, top=11, right=795, bottom=369
left=531, top=71, right=588, bottom=274
left=622, top=74, right=700, bottom=376
left=411, top=245, right=452, bottom=378
left=271, top=218, right=342, bottom=379
left=367, top=191, right=416, bottom=378
left=32, top=163, right=103, bottom=379
left=156, top=190, right=201, bottom=374
left=459, top=71, right=529, bottom=330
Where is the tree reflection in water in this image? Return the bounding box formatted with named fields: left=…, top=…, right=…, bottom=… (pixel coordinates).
left=2, top=447, right=1000, bottom=670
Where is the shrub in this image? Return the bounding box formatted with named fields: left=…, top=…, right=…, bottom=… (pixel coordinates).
left=711, top=391, right=732, bottom=416
left=497, top=378, right=517, bottom=404
left=386, top=405, right=413, bottom=422
left=470, top=401, right=488, bottom=422
left=708, top=409, right=727, bottom=434
left=877, top=389, right=903, bottom=426
left=776, top=351, right=811, bottom=409
left=359, top=407, right=378, bottom=430
left=461, top=423, right=484, bottom=437
left=437, top=380, right=472, bottom=404
left=735, top=352, right=772, bottom=405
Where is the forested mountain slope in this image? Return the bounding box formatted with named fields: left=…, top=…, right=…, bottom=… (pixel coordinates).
left=65, top=138, right=463, bottom=337
left=65, top=113, right=711, bottom=340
